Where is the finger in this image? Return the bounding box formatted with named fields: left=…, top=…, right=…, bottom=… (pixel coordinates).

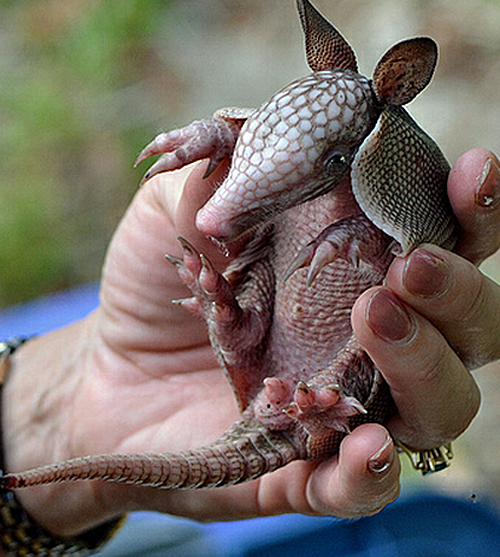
left=386, top=244, right=500, bottom=369
left=448, top=147, right=500, bottom=264
left=101, top=162, right=225, bottom=353
left=352, top=286, right=481, bottom=449
left=306, top=424, right=400, bottom=518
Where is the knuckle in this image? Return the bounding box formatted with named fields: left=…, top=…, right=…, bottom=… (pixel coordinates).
left=410, top=339, right=452, bottom=391
left=454, top=276, right=500, bottom=367
left=395, top=336, right=481, bottom=447
left=340, top=477, right=401, bottom=519
left=418, top=384, right=479, bottom=448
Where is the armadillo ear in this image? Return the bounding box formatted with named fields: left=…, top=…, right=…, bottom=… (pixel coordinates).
left=372, top=38, right=438, bottom=105
left=296, top=0, right=357, bottom=72
left=351, top=106, right=457, bottom=255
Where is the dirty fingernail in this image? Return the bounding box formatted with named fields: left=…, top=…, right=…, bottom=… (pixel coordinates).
left=476, top=157, right=500, bottom=209
left=403, top=248, right=453, bottom=298
left=366, top=289, right=415, bottom=344
left=368, top=435, right=395, bottom=474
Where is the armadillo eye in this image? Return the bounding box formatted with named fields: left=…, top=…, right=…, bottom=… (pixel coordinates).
left=324, top=152, right=348, bottom=174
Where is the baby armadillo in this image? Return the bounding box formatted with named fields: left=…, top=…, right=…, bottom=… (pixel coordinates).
left=2, top=0, right=457, bottom=490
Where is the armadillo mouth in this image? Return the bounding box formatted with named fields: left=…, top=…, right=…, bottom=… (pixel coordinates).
left=196, top=171, right=350, bottom=244
left=196, top=199, right=276, bottom=244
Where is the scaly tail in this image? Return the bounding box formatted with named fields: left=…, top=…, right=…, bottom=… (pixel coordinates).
left=0, top=421, right=302, bottom=490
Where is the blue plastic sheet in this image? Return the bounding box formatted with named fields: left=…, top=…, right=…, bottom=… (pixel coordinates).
left=99, top=494, right=500, bottom=557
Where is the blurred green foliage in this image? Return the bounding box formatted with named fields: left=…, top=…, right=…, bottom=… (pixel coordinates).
left=0, top=0, right=172, bottom=307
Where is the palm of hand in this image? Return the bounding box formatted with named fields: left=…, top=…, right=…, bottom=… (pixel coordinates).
left=81, top=163, right=240, bottom=458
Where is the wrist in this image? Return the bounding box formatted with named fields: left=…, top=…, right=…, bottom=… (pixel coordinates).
left=1, top=319, right=124, bottom=538
left=3, top=326, right=85, bottom=474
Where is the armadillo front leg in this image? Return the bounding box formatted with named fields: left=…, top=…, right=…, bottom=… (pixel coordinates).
left=135, top=108, right=254, bottom=183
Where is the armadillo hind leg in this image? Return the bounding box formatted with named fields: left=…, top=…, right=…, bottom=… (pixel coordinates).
left=285, top=338, right=370, bottom=434
left=285, top=337, right=395, bottom=459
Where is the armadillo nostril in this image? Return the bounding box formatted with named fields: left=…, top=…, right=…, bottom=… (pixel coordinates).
left=195, top=204, right=233, bottom=243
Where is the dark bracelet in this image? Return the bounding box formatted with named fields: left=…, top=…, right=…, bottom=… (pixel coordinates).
left=0, top=337, right=125, bottom=556
left=0, top=489, right=124, bottom=556
left=0, top=337, right=32, bottom=471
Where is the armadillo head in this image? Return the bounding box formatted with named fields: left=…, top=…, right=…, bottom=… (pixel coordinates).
left=196, top=70, right=378, bottom=243
left=196, top=0, right=447, bottom=248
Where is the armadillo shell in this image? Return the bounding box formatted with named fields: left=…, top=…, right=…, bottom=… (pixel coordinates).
left=351, top=105, right=458, bottom=254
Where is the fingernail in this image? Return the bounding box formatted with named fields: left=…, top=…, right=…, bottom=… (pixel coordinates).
left=366, top=289, right=416, bottom=344
left=368, top=435, right=395, bottom=474
left=476, top=157, right=500, bottom=209
left=403, top=248, right=453, bottom=298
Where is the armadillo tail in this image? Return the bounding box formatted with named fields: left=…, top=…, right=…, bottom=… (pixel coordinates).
left=0, top=422, right=301, bottom=490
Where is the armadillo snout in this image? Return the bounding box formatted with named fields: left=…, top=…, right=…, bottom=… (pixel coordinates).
left=196, top=70, right=377, bottom=243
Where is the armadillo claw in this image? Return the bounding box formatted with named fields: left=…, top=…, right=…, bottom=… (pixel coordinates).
left=171, top=238, right=270, bottom=356
left=282, top=244, right=315, bottom=283
left=173, top=237, right=237, bottom=314
left=284, top=214, right=394, bottom=285
left=284, top=218, right=360, bottom=285
left=135, top=117, right=244, bottom=184
left=171, top=296, right=203, bottom=315
left=253, top=378, right=295, bottom=428
left=284, top=381, right=366, bottom=436
left=306, top=242, right=343, bottom=287
left=164, top=253, right=183, bottom=267
left=263, top=377, right=293, bottom=404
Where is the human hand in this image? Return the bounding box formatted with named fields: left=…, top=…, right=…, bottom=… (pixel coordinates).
left=5, top=148, right=500, bottom=541
left=3, top=160, right=397, bottom=538
left=352, top=148, right=500, bottom=453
